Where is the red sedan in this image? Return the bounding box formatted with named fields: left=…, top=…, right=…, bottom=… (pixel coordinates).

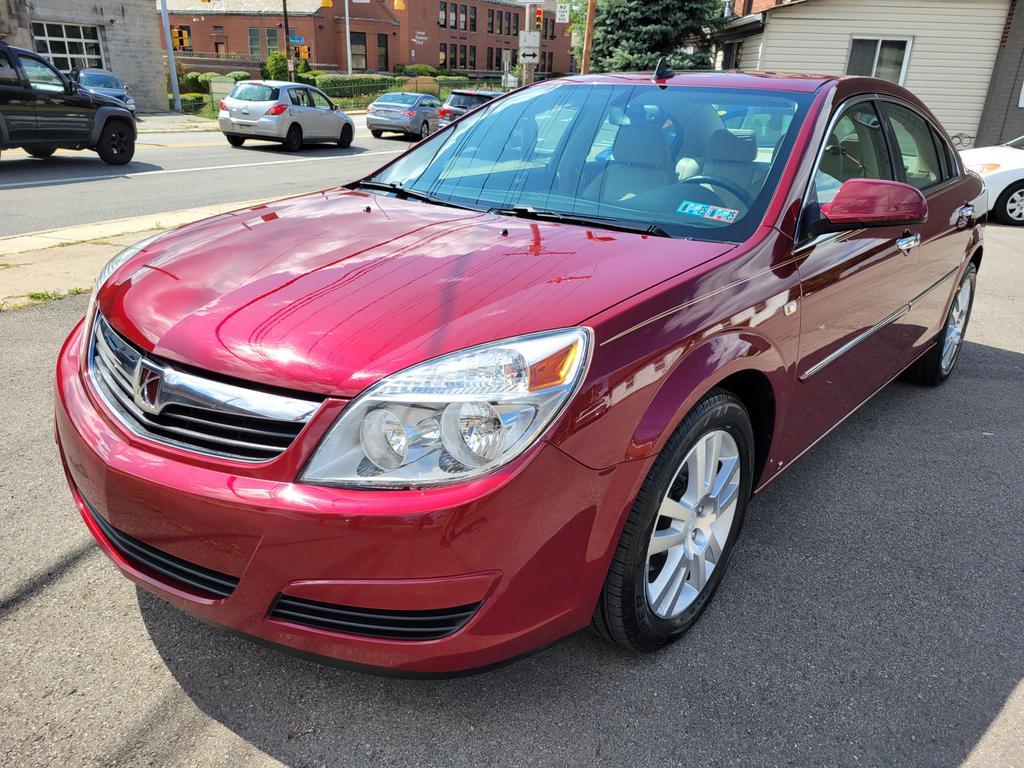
left=55, top=70, right=985, bottom=675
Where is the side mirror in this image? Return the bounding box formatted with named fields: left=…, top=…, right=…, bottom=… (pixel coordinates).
left=809, top=178, right=928, bottom=236
left=0, top=66, right=19, bottom=85
left=65, top=78, right=79, bottom=94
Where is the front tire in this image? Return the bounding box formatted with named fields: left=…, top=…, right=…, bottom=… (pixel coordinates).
left=282, top=124, right=303, bottom=152
left=994, top=181, right=1024, bottom=226
left=25, top=145, right=56, bottom=158
left=225, top=134, right=246, bottom=147
left=592, top=390, right=755, bottom=652
left=903, top=263, right=977, bottom=386
left=95, top=120, right=134, bottom=165
left=338, top=123, right=353, bottom=148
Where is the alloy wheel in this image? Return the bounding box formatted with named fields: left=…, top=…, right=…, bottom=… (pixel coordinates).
left=420, top=122, right=429, bottom=139
left=941, top=277, right=972, bottom=373
left=108, top=127, right=129, bottom=156
left=1006, top=189, right=1024, bottom=222
left=646, top=429, right=741, bottom=619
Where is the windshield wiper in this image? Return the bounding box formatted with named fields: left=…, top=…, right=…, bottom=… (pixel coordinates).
left=488, top=205, right=671, bottom=238
left=352, top=180, right=475, bottom=211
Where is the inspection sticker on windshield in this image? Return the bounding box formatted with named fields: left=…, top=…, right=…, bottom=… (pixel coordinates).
left=676, top=201, right=739, bottom=223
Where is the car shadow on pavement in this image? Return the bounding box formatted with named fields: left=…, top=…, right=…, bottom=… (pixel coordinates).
left=136, top=339, right=1024, bottom=768
left=0, top=155, right=164, bottom=189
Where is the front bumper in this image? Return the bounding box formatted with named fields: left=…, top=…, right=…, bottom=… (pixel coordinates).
left=55, top=320, right=632, bottom=674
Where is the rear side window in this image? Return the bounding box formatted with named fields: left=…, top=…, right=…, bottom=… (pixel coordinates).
left=813, top=101, right=893, bottom=204
left=883, top=102, right=943, bottom=191
left=230, top=84, right=279, bottom=102
left=288, top=88, right=310, bottom=106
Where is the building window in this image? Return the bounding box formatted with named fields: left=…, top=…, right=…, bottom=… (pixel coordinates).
left=459, top=44, right=467, bottom=69
left=459, top=4, right=467, bottom=30
left=350, top=31, right=367, bottom=71
left=511, top=49, right=518, bottom=67
left=548, top=51, right=554, bottom=71
left=719, top=40, right=740, bottom=69
left=513, top=12, right=519, bottom=35
left=469, top=6, right=477, bottom=32
left=247, top=28, right=261, bottom=57
left=487, top=8, right=494, bottom=33
left=440, top=42, right=447, bottom=68
left=266, top=28, right=279, bottom=53
left=31, top=21, right=104, bottom=72
left=469, top=45, right=476, bottom=69
left=212, top=25, right=225, bottom=35
left=377, top=33, right=389, bottom=71
left=439, top=1, right=447, bottom=27
left=486, top=46, right=493, bottom=70
left=504, top=12, right=511, bottom=36
left=449, top=4, right=457, bottom=27
left=846, top=38, right=911, bottom=84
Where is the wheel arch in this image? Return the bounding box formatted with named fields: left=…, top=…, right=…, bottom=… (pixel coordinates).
left=970, top=245, right=983, bottom=273
left=89, top=108, right=136, bottom=147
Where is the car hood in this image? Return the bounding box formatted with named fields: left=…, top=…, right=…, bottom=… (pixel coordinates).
left=88, top=90, right=130, bottom=109
left=960, top=145, right=1024, bottom=168
left=100, top=190, right=734, bottom=397
left=86, top=86, right=130, bottom=100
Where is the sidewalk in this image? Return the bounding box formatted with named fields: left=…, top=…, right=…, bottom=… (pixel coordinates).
left=0, top=199, right=273, bottom=310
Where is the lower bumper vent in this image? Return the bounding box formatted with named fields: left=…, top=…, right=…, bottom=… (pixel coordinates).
left=90, top=506, right=240, bottom=599
left=269, top=594, right=481, bottom=641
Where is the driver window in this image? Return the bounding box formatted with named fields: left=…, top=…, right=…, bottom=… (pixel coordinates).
left=18, top=55, right=64, bottom=93
left=814, top=101, right=893, bottom=204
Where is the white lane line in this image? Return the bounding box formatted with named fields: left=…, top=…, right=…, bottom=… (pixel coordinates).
left=0, top=149, right=404, bottom=191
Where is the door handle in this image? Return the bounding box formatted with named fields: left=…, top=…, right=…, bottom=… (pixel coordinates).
left=896, top=233, right=921, bottom=254
left=956, top=204, right=975, bottom=228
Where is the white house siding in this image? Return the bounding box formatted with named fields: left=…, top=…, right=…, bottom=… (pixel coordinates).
left=758, top=0, right=1009, bottom=143
left=738, top=33, right=763, bottom=71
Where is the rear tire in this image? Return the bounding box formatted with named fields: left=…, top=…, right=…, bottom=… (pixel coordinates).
left=591, top=390, right=754, bottom=652
left=225, top=135, right=246, bottom=147
left=283, top=124, right=303, bottom=152
left=417, top=121, right=429, bottom=141
left=25, top=145, right=56, bottom=158
left=902, top=263, right=977, bottom=386
left=993, top=181, right=1024, bottom=226
left=95, top=119, right=134, bottom=165
left=338, top=123, right=353, bottom=148
left=371, top=129, right=383, bottom=139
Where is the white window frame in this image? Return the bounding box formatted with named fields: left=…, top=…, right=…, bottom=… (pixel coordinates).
left=847, top=36, right=913, bottom=85
left=30, top=21, right=105, bottom=73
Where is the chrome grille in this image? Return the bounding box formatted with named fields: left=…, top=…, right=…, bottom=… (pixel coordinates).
left=88, top=313, right=322, bottom=462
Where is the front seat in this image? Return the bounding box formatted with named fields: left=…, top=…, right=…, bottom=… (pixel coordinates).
left=703, top=128, right=761, bottom=203
left=590, top=122, right=674, bottom=203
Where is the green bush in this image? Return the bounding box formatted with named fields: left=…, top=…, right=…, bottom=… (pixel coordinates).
left=181, top=71, right=206, bottom=93
left=225, top=70, right=253, bottom=83
left=402, top=63, right=443, bottom=77
left=264, top=51, right=288, bottom=81
left=296, top=58, right=311, bottom=73
left=295, top=71, right=317, bottom=85
left=314, top=73, right=401, bottom=90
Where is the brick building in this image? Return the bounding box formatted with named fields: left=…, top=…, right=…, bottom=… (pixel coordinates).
left=0, top=0, right=166, bottom=111
left=161, top=0, right=573, bottom=75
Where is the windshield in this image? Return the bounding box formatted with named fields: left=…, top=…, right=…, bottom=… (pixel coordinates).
left=1006, top=135, right=1024, bottom=149
left=370, top=82, right=811, bottom=241
left=230, top=84, right=279, bottom=102
left=375, top=93, right=420, bottom=105
left=448, top=93, right=492, bottom=109
left=80, top=72, right=123, bottom=89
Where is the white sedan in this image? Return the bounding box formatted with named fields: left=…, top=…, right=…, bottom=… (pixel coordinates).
left=961, top=136, right=1024, bottom=225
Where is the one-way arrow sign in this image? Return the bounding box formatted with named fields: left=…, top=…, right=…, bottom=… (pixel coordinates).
left=520, top=51, right=539, bottom=60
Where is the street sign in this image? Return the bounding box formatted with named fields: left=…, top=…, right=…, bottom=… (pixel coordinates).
left=556, top=3, right=570, bottom=24
left=520, top=51, right=539, bottom=60
left=518, top=29, right=540, bottom=60
left=289, top=35, right=304, bottom=44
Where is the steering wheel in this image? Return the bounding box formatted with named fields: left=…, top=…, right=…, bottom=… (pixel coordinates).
left=677, top=174, right=755, bottom=209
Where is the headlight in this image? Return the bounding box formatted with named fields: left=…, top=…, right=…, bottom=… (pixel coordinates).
left=968, top=163, right=1001, bottom=175
left=301, top=328, right=592, bottom=488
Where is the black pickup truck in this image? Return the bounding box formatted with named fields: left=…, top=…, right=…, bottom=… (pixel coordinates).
left=0, top=41, right=135, bottom=164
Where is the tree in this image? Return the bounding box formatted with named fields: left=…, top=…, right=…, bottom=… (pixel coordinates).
left=263, top=51, right=288, bottom=80
left=586, top=0, right=724, bottom=73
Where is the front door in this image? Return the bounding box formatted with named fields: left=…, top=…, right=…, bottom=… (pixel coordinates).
left=287, top=87, right=321, bottom=139
left=785, top=98, right=922, bottom=453
left=17, top=53, right=93, bottom=145
left=0, top=47, right=36, bottom=143
left=309, top=88, right=338, bottom=140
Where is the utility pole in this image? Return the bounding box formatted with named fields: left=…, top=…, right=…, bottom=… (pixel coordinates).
left=282, top=0, right=294, bottom=80
left=523, top=4, right=537, bottom=85
left=344, top=0, right=353, bottom=75
left=580, top=0, right=597, bottom=74
left=159, top=0, right=181, bottom=111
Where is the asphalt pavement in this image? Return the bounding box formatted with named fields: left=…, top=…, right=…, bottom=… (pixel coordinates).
left=0, top=227, right=1021, bottom=767
left=0, top=117, right=407, bottom=237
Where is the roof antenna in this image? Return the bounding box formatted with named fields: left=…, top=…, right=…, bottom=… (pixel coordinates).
left=652, top=56, right=674, bottom=85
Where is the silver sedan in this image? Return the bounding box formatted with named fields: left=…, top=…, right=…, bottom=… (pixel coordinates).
left=366, top=92, right=441, bottom=140
left=218, top=80, right=355, bottom=151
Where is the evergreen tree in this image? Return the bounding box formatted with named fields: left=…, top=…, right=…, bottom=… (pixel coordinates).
left=587, top=0, right=724, bottom=72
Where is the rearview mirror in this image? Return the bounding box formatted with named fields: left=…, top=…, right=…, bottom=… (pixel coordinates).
left=0, top=66, right=19, bottom=85
left=809, top=178, right=927, bottom=236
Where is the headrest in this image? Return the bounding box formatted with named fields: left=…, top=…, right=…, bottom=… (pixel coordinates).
left=612, top=123, right=672, bottom=166
left=708, top=129, right=757, bottom=163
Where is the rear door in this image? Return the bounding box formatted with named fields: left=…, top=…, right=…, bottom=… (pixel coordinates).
left=879, top=99, right=980, bottom=358
left=0, top=47, right=36, bottom=143
left=17, top=52, right=92, bottom=144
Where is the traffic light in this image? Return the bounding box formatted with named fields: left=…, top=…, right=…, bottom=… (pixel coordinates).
left=535, top=8, right=544, bottom=30
left=294, top=44, right=310, bottom=60
left=170, top=27, right=190, bottom=50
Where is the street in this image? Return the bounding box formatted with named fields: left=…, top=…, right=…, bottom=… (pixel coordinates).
left=0, top=166, right=1022, bottom=768
left=0, top=116, right=407, bottom=236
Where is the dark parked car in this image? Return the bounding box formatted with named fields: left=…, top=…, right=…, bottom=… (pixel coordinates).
left=0, top=42, right=135, bottom=164
left=56, top=70, right=984, bottom=675
left=71, top=68, right=136, bottom=114
left=438, top=89, right=502, bottom=127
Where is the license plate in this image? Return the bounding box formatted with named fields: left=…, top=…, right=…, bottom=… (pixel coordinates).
left=235, top=123, right=253, bottom=132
